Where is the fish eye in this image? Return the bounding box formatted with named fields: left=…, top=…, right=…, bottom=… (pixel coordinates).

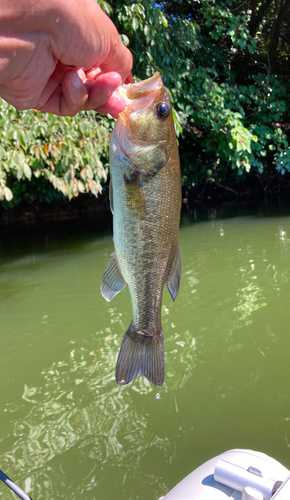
left=156, top=102, right=170, bottom=119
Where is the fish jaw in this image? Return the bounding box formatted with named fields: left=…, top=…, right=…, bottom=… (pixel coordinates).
left=118, top=72, right=163, bottom=102
left=113, top=72, right=173, bottom=175
left=117, top=72, right=164, bottom=123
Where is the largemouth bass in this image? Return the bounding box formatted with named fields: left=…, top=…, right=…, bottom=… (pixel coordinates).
left=101, top=72, right=181, bottom=387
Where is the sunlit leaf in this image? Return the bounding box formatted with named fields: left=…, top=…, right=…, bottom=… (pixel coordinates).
left=4, top=186, right=13, bottom=201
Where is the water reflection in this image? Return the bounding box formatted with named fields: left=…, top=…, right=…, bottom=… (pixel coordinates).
left=2, top=204, right=290, bottom=499
left=232, top=220, right=290, bottom=324
left=0, top=309, right=197, bottom=499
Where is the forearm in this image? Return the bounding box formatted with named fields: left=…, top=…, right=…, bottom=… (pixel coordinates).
left=0, top=0, right=117, bottom=71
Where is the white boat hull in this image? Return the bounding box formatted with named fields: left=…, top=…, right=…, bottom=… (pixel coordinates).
left=163, top=449, right=290, bottom=499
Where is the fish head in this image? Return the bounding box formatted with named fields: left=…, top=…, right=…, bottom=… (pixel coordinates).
left=114, top=72, right=176, bottom=174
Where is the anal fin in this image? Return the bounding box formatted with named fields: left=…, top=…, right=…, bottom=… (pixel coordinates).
left=101, top=252, right=127, bottom=302
left=166, top=246, right=181, bottom=301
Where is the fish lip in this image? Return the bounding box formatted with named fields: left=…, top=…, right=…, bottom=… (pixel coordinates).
left=117, top=72, right=163, bottom=105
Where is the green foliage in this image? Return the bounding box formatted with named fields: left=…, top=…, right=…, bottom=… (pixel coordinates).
left=201, top=0, right=255, bottom=52
left=110, top=0, right=290, bottom=184
left=110, top=0, right=199, bottom=141
left=172, top=68, right=289, bottom=183
left=162, top=0, right=290, bottom=183
left=1, top=0, right=290, bottom=206
left=0, top=100, right=113, bottom=205
left=115, top=1, right=198, bottom=80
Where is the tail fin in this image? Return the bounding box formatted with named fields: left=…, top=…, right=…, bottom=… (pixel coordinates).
left=116, top=327, right=164, bottom=387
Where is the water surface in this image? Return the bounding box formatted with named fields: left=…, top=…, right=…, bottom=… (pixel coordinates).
left=1, top=202, right=290, bottom=499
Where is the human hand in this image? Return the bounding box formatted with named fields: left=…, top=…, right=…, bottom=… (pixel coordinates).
left=0, top=0, right=133, bottom=117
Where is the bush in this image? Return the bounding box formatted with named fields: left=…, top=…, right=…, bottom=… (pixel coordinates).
left=0, top=102, right=112, bottom=206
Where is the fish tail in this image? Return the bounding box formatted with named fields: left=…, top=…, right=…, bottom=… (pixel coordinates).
left=116, top=327, right=164, bottom=387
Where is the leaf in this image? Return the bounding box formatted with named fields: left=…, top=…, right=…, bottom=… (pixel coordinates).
left=4, top=186, right=13, bottom=201
left=161, top=13, right=168, bottom=28
left=11, top=151, right=20, bottom=167
left=34, top=146, right=40, bottom=160
left=212, top=122, right=220, bottom=133
left=89, top=180, right=102, bottom=197
left=119, top=34, right=129, bottom=46
left=238, top=39, right=246, bottom=49
left=211, top=32, right=219, bottom=40
left=79, top=122, right=86, bottom=135
left=85, top=164, right=94, bottom=180
left=23, top=163, right=32, bottom=180
left=97, top=0, right=112, bottom=15
left=132, top=17, right=139, bottom=31
left=64, top=169, right=73, bottom=185
left=78, top=181, right=85, bottom=193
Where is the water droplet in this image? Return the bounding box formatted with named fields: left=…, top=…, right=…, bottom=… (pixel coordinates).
left=156, top=393, right=161, bottom=400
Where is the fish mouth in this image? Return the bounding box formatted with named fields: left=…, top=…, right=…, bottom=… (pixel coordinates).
left=117, top=72, right=163, bottom=107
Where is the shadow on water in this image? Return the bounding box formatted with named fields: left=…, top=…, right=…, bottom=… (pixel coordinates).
left=1, top=197, right=289, bottom=261
left=2, top=199, right=290, bottom=499
left=0, top=211, right=113, bottom=264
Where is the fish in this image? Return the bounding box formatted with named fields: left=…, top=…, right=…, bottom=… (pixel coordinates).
left=101, top=72, right=181, bottom=387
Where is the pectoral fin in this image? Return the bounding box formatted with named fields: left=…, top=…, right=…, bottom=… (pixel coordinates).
left=109, top=177, right=114, bottom=214
left=124, top=171, right=147, bottom=218
left=101, top=252, right=127, bottom=302
left=166, top=246, right=181, bottom=301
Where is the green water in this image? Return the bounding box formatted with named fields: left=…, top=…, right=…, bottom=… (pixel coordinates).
left=1, top=202, right=290, bottom=499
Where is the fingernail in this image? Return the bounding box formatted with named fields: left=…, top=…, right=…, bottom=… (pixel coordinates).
left=72, top=72, right=83, bottom=89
